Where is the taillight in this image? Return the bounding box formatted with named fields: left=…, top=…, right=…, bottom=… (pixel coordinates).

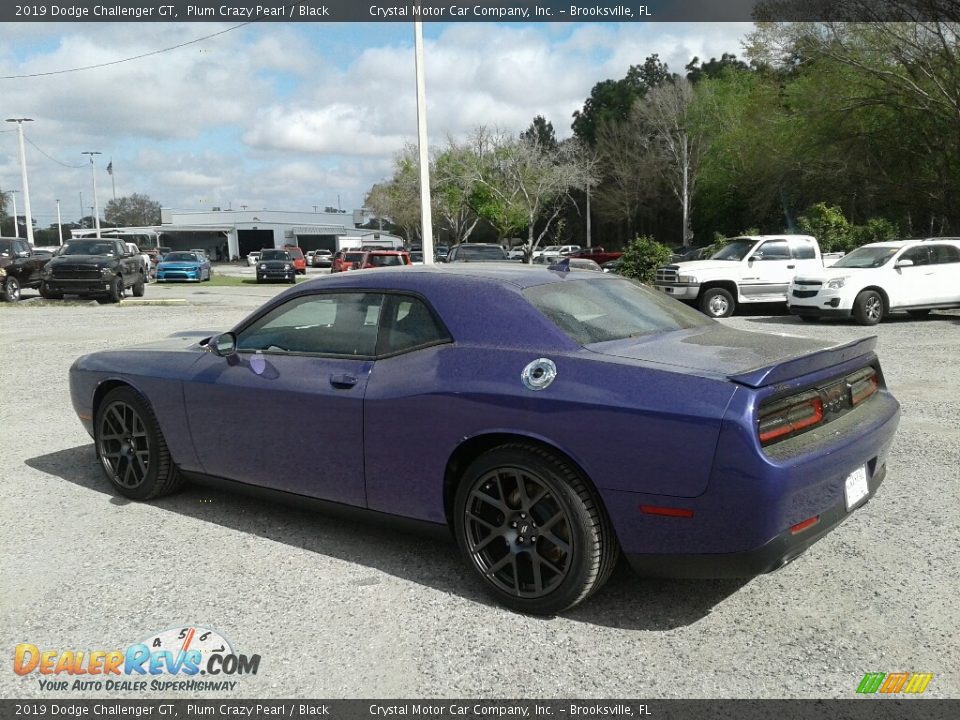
left=848, top=367, right=878, bottom=406
left=758, top=391, right=823, bottom=445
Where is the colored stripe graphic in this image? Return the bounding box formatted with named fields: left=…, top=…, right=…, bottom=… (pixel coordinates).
left=857, top=673, right=885, bottom=694
left=903, top=673, right=934, bottom=694
left=857, top=672, right=933, bottom=694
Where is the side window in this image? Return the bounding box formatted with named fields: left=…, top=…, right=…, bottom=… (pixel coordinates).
left=900, top=247, right=931, bottom=266
left=15, top=240, right=31, bottom=255
left=236, top=292, right=384, bottom=356
left=378, top=295, right=449, bottom=356
left=756, top=240, right=790, bottom=260
left=791, top=239, right=816, bottom=259
left=929, top=245, right=960, bottom=264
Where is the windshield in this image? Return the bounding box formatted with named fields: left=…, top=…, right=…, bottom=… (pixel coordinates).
left=164, top=252, right=199, bottom=262
left=831, top=246, right=899, bottom=269
left=710, top=239, right=756, bottom=261
left=59, top=241, right=117, bottom=256
left=368, top=254, right=404, bottom=266
left=524, top=277, right=713, bottom=345
left=260, top=250, right=289, bottom=261
left=455, top=245, right=506, bottom=261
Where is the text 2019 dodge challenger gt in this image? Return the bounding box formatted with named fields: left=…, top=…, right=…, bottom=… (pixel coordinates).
left=69, top=264, right=899, bottom=614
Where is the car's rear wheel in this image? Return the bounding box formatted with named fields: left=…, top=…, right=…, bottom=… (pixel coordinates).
left=2, top=276, right=21, bottom=302
left=95, top=386, right=184, bottom=500
left=453, top=443, right=617, bottom=615
left=699, top=287, right=735, bottom=318
left=132, top=275, right=146, bottom=297
left=853, top=289, right=884, bottom=325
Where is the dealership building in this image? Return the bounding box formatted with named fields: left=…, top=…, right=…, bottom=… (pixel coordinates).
left=73, top=208, right=402, bottom=259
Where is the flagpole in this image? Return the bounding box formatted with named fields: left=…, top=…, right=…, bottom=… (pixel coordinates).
left=109, top=158, right=116, bottom=201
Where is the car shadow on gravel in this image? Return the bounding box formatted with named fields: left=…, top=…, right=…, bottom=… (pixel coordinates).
left=26, top=445, right=745, bottom=630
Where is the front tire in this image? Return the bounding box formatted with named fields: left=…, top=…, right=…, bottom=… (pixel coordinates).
left=453, top=443, right=618, bottom=615
left=853, top=289, right=884, bottom=325
left=2, top=276, right=21, bottom=302
left=132, top=275, right=146, bottom=297
left=108, top=275, right=124, bottom=303
left=699, top=287, right=735, bottom=318
left=94, top=386, right=185, bottom=500
left=39, top=281, right=62, bottom=300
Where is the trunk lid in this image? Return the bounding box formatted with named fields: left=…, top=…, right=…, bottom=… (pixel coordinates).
left=586, top=325, right=876, bottom=388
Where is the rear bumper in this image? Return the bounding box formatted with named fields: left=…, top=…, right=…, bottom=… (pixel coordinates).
left=626, top=463, right=886, bottom=578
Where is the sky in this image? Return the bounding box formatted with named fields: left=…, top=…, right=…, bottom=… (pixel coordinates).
left=0, top=20, right=752, bottom=229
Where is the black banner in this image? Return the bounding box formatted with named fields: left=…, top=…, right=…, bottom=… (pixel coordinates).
left=0, top=700, right=958, bottom=720
left=1, top=0, right=958, bottom=24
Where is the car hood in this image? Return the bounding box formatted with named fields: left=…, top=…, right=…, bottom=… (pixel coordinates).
left=47, top=255, right=115, bottom=268
left=792, top=266, right=864, bottom=283
left=586, top=324, right=877, bottom=388
left=663, top=260, right=736, bottom=273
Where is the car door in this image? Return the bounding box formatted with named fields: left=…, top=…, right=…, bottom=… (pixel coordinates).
left=890, top=245, right=936, bottom=307
left=740, top=239, right=795, bottom=300
left=182, top=291, right=384, bottom=506
left=12, top=239, right=40, bottom=285
left=363, top=294, right=453, bottom=522
left=926, top=244, right=960, bottom=305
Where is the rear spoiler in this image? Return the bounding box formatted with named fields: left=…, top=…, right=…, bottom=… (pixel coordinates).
left=728, top=335, right=877, bottom=388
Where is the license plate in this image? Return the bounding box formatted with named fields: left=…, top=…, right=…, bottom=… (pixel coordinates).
left=844, top=466, right=869, bottom=511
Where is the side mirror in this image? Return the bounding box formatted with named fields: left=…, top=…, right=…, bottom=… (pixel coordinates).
left=895, top=259, right=914, bottom=268
left=210, top=332, right=237, bottom=357
left=748, top=254, right=762, bottom=262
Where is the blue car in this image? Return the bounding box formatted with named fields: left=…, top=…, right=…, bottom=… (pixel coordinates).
left=155, top=251, right=212, bottom=282
left=68, top=265, right=899, bottom=614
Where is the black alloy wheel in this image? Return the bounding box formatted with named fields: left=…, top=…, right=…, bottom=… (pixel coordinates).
left=95, top=387, right=184, bottom=500
left=453, top=444, right=617, bottom=615
left=108, top=275, right=124, bottom=303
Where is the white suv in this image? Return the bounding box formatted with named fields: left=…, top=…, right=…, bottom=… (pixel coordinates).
left=787, top=239, right=960, bottom=325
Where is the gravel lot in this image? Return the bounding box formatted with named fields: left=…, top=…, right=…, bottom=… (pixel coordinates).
left=1, top=280, right=958, bottom=699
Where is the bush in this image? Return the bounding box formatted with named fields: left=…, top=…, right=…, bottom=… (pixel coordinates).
left=796, top=203, right=852, bottom=253
left=850, top=217, right=899, bottom=248
left=618, top=235, right=673, bottom=285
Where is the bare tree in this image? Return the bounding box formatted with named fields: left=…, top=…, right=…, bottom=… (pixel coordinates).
left=634, top=78, right=706, bottom=247
left=592, top=116, right=659, bottom=239
left=432, top=138, right=482, bottom=244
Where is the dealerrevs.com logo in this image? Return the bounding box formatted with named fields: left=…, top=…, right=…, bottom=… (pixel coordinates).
left=13, top=626, right=260, bottom=692
left=856, top=672, right=934, bottom=695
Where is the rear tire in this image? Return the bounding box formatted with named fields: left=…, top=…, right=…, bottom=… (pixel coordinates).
left=132, top=275, right=146, bottom=297
left=699, top=287, right=735, bottom=318
left=453, top=443, right=618, bottom=615
left=853, top=290, right=883, bottom=325
left=94, top=386, right=185, bottom=500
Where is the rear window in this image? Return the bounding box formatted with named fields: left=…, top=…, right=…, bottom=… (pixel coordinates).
left=286, top=247, right=304, bottom=259
left=344, top=252, right=366, bottom=262
left=368, top=254, right=405, bottom=267
left=455, top=245, right=506, bottom=261
left=524, top=277, right=712, bottom=345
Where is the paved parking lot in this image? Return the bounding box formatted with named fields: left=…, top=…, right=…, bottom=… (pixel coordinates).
left=1, top=281, right=957, bottom=699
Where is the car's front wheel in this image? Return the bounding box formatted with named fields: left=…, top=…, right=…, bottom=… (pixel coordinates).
left=2, top=276, right=21, bottom=302
left=699, top=287, right=735, bottom=318
left=453, top=443, right=618, bottom=615
left=132, top=275, right=146, bottom=297
left=95, top=387, right=184, bottom=500
left=108, top=275, right=124, bottom=303
left=853, top=289, right=884, bottom=325
left=39, top=281, right=62, bottom=300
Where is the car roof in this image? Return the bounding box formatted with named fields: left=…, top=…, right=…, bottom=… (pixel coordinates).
left=860, top=238, right=960, bottom=249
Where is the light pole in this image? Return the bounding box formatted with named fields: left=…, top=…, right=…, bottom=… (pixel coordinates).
left=56, top=198, right=63, bottom=244
left=81, top=151, right=102, bottom=238
left=9, top=190, right=19, bottom=238
left=6, top=118, right=35, bottom=245
left=414, top=20, right=434, bottom=264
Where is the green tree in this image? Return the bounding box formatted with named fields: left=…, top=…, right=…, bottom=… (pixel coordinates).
left=617, top=235, right=673, bottom=284
left=796, top=203, right=852, bottom=253
left=521, top=115, right=557, bottom=150
left=104, top=193, right=161, bottom=227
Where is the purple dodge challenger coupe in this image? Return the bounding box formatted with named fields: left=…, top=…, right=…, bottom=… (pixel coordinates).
left=69, top=264, right=899, bottom=614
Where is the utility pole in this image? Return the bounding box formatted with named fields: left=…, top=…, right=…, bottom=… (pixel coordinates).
left=81, top=151, right=102, bottom=238
left=56, top=199, right=63, bottom=244
left=6, top=118, right=35, bottom=245
left=585, top=180, right=592, bottom=248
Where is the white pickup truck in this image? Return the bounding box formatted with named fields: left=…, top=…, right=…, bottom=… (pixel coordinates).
left=653, top=235, right=841, bottom=318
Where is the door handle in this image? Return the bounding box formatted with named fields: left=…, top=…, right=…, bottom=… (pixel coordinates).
left=787, top=265, right=795, bottom=269
left=329, top=374, right=358, bottom=389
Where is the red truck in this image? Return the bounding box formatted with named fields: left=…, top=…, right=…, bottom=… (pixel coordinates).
left=569, top=247, right=623, bottom=265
